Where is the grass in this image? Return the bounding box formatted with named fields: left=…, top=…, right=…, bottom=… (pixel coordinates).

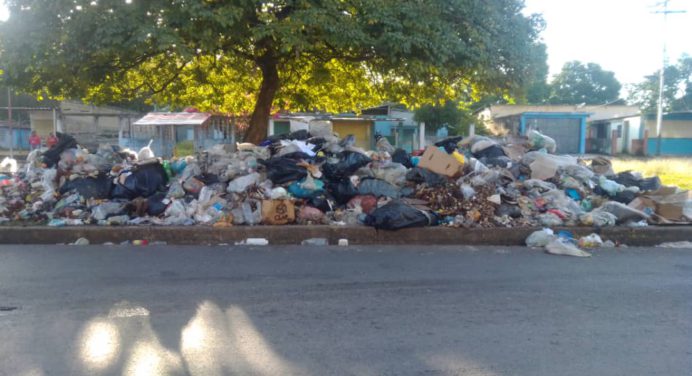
left=174, top=141, right=195, bottom=158
left=610, top=157, right=692, bottom=191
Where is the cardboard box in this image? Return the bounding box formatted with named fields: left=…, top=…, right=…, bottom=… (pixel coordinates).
left=261, top=199, right=296, bottom=225
left=417, top=147, right=463, bottom=178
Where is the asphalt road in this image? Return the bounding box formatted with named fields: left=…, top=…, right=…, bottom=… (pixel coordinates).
left=0, top=244, right=690, bottom=376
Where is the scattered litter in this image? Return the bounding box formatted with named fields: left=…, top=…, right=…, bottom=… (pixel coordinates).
left=301, top=238, right=328, bottom=246
left=236, top=238, right=269, bottom=246
left=338, top=239, right=349, bottom=246
left=545, top=238, right=592, bottom=257
left=657, top=241, right=692, bottom=248
left=72, top=237, right=90, bottom=245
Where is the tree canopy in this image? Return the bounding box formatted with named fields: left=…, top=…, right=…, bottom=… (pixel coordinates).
left=548, top=61, right=621, bottom=105
left=627, top=55, right=691, bottom=114
left=1, top=0, right=546, bottom=143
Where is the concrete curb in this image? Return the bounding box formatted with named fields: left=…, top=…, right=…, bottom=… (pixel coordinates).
left=0, top=225, right=690, bottom=246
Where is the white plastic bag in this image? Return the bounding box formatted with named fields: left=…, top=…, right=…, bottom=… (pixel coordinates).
left=525, top=228, right=557, bottom=247
left=0, top=157, right=18, bottom=174
left=545, top=238, right=591, bottom=257
left=137, top=140, right=155, bottom=161
left=227, top=172, right=260, bottom=194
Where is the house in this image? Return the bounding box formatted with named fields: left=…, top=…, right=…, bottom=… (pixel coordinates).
left=641, top=112, right=692, bottom=156
left=268, top=104, right=425, bottom=152
left=1, top=92, right=140, bottom=150
left=477, top=104, right=641, bottom=155
left=124, top=112, right=235, bottom=158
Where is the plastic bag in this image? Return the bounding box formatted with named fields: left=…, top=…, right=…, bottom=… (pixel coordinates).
left=391, top=148, right=413, bottom=168
left=525, top=228, right=557, bottom=247
left=137, top=140, right=155, bottom=161
left=261, top=157, right=308, bottom=184
left=406, top=167, right=447, bottom=187
left=327, top=178, right=360, bottom=204
left=371, top=163, right=408, bottom=186
left=92, top=201, right=126, bottom=221
left=545, top=238, right=591, bottom=257
left=347, top=195, right=378, bottom=214
left=298, top=206, right=326, bottom=223
left=365, top=200, right=437, bottom=230
left=227, top=172, right=260, bottom=194
left=59, top=174, right=113, bottom=199
left=537, top=212, right=564, bottom=226
left=287, top=176, right=325, bottom=198
left=358, top=178, right=401, bottom=199
left=598, top=176, right=625, bottom=197
left=242, top=199, right=262, bottom=225
left=579, top=211, right=617, bottom=227
left=112, top=163, right=168, bottom=199
left=0, top=157, right=18, bottom=174
left=166, top=180, right=185, bottom=199
left=434, top=136, right=463, bottom=154
left=578, top=233, right=604, bottom=249
left=42, top=133, right=78, bottom=167
left=613, top=171, right=661, bottom=192
left=596, top=201, right=649, bottom=223
left=527, top=130, right=557, bottom=153
left=322, top=151, right=372, bottom=181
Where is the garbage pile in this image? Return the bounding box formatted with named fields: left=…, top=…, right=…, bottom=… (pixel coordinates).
left=1, top=128, right=691, bottom=230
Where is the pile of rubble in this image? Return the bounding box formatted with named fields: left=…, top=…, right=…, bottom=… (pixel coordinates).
left=0, top=127, right=690, bottom=231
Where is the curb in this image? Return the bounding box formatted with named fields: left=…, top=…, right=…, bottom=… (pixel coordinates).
left=0, top=225, right=690, bottom=246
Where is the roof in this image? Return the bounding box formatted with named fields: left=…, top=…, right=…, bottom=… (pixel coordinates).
left=134, top=112, right=212, bottom=126
left=480, top=104, right=640, bottom=122
left=643, top=111, right=692, bottom=121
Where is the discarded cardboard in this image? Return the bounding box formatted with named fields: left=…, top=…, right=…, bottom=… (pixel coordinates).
left=261, top=199, right=296, bottom=225
left=417, top=147, right=463, bottom=178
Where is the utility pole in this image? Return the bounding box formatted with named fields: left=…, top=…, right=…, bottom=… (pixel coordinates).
left=7, top=87, right=13, bottom=158
left=653, top=0, right=686, bottom=156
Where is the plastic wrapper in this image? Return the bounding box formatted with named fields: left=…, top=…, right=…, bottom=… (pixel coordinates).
left=537, top=212, right=563, bottom=226
left=579, top=211, right=617, bottom=227
left=578, top=233, right=604, bottom=248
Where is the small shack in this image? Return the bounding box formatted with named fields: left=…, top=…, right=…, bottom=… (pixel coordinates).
left=123, top=112, right=235, bottom=158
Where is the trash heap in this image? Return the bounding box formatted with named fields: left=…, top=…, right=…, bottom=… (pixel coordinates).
left=1, top=128, right=691, bottom=230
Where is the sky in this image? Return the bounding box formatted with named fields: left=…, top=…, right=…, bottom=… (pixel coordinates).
left=0, top=0, right=690, bottom=87
left=524, top=0, right=692, bottom=85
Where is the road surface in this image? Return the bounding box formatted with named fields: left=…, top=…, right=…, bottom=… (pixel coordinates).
left=0, top=244, right=690, bottom=376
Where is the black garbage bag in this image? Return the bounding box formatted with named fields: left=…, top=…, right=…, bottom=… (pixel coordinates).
left=111, top=162, right=169, bottom=200
left=479, top=155, right=512, bottom=168
left=146, top=192, right=169, bottom=216
left=392, top=148, right=413, bottom=168
left=358, top=178, right=401, bottom=198
left=322, top=151, right=371, bottom=181
left=261, top=157, right=308, bottom=185
left=59, top=173, right=112, bottom=199
left=42, top=132, right=78, bottom=167
left=365, top=200, right=437, bottom=230
left=613, top=171, right=661, bottom=192
left=195, top=173, right=220, bottom=185
left=612, top=190, right=638, bottom=205
left=405, top=167, right=447, bottom=187
left=434, top=136, right=464, bottom=154
left=495, top=203, right=522, bottom=218
left=307, top=193, right=334, bottom=213
left=287, top=129, right=311, bottom=140
left=473, top=144, right=507, bottom=159
left=327, top=179, right=359, bottom=204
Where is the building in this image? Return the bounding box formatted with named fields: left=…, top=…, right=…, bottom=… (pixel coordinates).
left=477, top=104, right=641, bottom=155
left=269, top=104, right=425, bottom=152
left=641, top=112, right=692, bottom=156
left=124, top=112, right=235, bottom=158
left=1, top=93, right=141, bottom=150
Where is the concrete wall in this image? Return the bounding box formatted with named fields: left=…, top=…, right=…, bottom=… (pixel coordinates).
left=643, top=118, right=692, bottom=138
left=332, top=119, right=373, bottom=149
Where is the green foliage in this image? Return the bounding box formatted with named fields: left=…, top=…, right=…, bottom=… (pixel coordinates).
left=549, top=61, right=621, bottom=105
left=0, top=0, right=547, bottom=142
left=413, top=101, right=464, bottom=132
left=627, top=55, right=692, bottom=113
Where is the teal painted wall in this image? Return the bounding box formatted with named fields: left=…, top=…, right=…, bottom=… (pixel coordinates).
left=647, top=138, right=692, bottom=156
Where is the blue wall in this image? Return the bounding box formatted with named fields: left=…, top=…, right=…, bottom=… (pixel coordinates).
left=647, top=138, right=692, bottom=156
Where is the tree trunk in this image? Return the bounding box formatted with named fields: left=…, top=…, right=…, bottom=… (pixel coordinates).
left=245, top=59, right=280, bottom=144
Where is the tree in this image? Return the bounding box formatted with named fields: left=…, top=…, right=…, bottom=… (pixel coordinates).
left=0, top=0, right=546, bottom=143
left=549, top=61, right=621, bottom=105
left=628, top=55, right=692, bottom=113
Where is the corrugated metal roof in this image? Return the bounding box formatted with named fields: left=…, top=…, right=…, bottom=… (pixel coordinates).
left=134, top=112, right=212, bottom=126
